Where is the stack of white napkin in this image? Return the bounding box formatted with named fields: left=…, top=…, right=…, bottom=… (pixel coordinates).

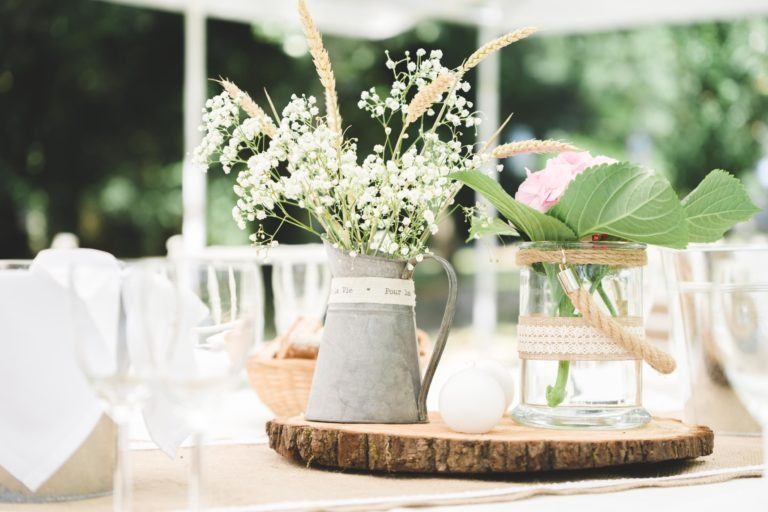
left=0, top=249, right=193, bottom=492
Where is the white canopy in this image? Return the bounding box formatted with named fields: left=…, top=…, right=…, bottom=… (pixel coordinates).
left=99, top=0, right=768, bottom=38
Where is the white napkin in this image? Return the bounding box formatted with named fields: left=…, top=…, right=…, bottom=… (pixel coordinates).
left=0, top=249, right=203, bottom=491
left=0, top=249, right=114, bottom=491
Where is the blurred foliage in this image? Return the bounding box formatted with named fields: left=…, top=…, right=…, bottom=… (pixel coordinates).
left=1, top=0, right=766, bottom=258
left=522, top=23, right=768, bottom=193
left=0, top=0, right=184, bottom=257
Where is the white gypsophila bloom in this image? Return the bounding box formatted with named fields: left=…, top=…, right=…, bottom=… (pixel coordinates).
left=207, top=46, right=486, bottom=258
left=192, top=91, right=240, bottom=170
left=231, top=93, right=374, bottom=251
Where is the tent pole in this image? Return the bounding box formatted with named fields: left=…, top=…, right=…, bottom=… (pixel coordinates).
left=472, top=21, right=501, bottom=346
left=181, top=3, right=207, bottom=252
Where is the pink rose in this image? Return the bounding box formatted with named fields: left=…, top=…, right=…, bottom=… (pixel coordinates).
left=515, top=151, right=617, bottom=212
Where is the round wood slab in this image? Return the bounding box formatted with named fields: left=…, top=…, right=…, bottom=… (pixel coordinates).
left=266, top=413, right=714, bottom=474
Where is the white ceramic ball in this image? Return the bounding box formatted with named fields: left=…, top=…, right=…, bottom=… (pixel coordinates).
left=438, top=368, right=506, bottom=434
left=478, top=361, right=515, bottom=410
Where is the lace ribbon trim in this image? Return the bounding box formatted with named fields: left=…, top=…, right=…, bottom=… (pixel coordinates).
left=518, top=315, right=643, bottom=361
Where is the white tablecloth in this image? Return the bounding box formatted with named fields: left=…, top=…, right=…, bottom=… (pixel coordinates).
left=122, top=384, right=763, bottom=512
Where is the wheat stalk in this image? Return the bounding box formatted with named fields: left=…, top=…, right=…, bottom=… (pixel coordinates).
left=298, top=0, right=342, bottom=137
left=404, top=72, right=456, bottom=126
left=479, top=113, right=513, bottom=155
left=462, top=27, right=537, bottom=73
left=492, top=139, right=578, bottom=158
left=218, top=79, right=277, bottom=138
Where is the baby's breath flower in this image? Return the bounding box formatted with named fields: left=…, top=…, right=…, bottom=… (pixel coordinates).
left=196, top=44, right=487, bottom=259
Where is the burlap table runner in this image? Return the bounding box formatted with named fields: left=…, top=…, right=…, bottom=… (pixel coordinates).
left=1, top=435, right=760, bottom=512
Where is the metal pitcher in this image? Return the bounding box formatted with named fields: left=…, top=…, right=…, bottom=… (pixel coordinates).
left=305, top=243, right=457, bottom=423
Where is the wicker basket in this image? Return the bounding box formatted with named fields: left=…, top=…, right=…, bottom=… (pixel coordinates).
left=247, top=356, right=316, bottom=417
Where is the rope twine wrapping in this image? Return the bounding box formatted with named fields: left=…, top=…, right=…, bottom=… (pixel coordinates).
left=519, top=247, right=676, bottom=374
left=560, top=281, right=676, bottom=373
left=516, top=248, right=647, bottom=267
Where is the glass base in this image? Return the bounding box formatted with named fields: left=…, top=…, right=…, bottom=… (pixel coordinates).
left=512, top=404, right=652, bottom=430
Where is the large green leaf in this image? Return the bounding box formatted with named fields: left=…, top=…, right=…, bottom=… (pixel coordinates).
left=681, top=169, right=760, bottom=243
left=453, top=170, right=577, bottom=241
left=548, top=162, right=689, bottom=248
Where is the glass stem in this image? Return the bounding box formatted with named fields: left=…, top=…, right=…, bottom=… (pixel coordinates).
left=188, top=430, right=206, bottom=512
left=763, top=424, right=768, bottom=480
left=114, top=419, right=132, bottom=512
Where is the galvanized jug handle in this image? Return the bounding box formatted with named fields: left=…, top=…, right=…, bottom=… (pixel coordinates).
left=406, top=254, right=458, bottom=422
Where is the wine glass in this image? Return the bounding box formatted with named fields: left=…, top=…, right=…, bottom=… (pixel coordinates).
left=147, top=258, right=260, bottom=511
left=69, top=259, right=160, bottom=512
left=270, top=244, right=330, bottom=335
left=711, top=247, right=768, bottom=477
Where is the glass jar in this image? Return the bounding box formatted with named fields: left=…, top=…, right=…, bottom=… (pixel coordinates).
left=511, top=242, right=651, bottom=429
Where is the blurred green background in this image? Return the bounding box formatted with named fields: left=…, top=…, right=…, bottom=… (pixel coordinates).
left=1, top=0, right=767, bottom=259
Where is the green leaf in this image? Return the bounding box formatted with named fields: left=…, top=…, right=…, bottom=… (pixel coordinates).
left=452, top=170, right=577, bottom=241
left=681, top=169, right=760, bottom=243
left=468, top=216, right=519, bottom=242
left=548, top=162, right=689, bottom=249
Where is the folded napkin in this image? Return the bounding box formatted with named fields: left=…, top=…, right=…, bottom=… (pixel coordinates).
left=0, top=249, right=199, bottom=492
left=0, top=250, right=113, bottom=491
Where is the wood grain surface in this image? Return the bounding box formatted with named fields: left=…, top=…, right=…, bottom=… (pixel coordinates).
left=267, top=413, right=714, bottom=474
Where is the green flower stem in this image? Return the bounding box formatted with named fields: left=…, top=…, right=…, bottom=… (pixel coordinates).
left=545, top=265, right=619, bottom=408
left=596, top=281, right=619, bottom=317
left=544, top=263, right=573, bottom=407
left=546, top=360, right=570, bottom=407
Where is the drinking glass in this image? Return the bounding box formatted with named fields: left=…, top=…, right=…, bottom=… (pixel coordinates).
left=148, top=259, right=260, bottom=511
left=664, top=245, right=761, bottom=433
left=711, top=247, right=768, bottom=477
left=271, top=244, right=330, bottom=335
left=70, top=259, right=159, bottom=512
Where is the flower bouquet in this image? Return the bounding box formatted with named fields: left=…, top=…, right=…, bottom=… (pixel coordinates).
left=192, top=2, right=559, bottom=261
left=456, top=151, right=759, bottom=428
left=193, top=0, right=577, bottom=423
